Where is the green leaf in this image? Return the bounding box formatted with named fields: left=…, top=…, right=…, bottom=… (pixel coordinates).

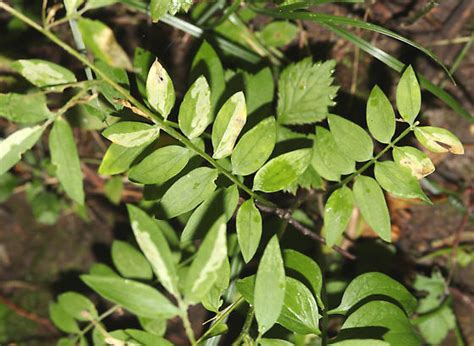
left=324, top=186, right=354, bottom=246
left=341, top=301, right=420, bottom=345
left=139, top=316, right=167, bottom=336
left=396, top=66, right=421, bottom=124
left=366, top=85, right=395, bottom=143
left=150, top=0, right=169, bottom=22
left=128, top=145, right=191, bottom=184
left=414, top=126, right=464, bottom=155
left=0, top=172, right=18, bottom=203
left=231, top=117, right=276, bottom=176
left=282, top=249, right=323, bottom=307
left=312, top=126, right=355, bottom=181
left=49, top=302, right=79, bottom=333
left=98, top=143, right=148, bottom=175
left=184, top=219, right=228, bottom=303
left=29, top=190, right=61, bottom=225
left=0, top=125, right=44, bottom=176
left=0, top=93, right=52, bottom=124
left=353, top=176, right=391, bottom=242
left=259, top=21, right=299, bottom=48
left=95, top=60, right=130, bottom=111
left=392, top=146, right=435, bottom=179
left=134, top=47, right=154, bottom=100
left=211, top=91, right=247, bottom=159
left=49, top=118, right=84, bottom=205
left=146, top=59, right=175, bottom=118
left=81, top=275, right=180, bottom=318
left=244, top=67, right=274, bottom=115
left=111, top=240, right=153, bottom=280
left=102, top=122, right=160, bottom=148
left=236, top=199, right=262, bottom=263
left=104, top=176, right=123, bottom=205
left=64, top=0, right=84, bottom=14
left=191, top=41, right=225, bottom=113
left=331, top=340, right=389, bottom=346
left=374, top=161, right=429, bottom=203
left=330, top=272, right=417, bottom=315
left=260, top=339, right=293, bottom=346
left=328, top=114, right=373, bottom=162
left=127, top=205, right=179, bottom=296
left=77, top=18, right=132, bottom=69
left=178, top=75, right=212, bottom=139
left=237, top=275, right=319, bottom=335
left=12, top=59, right=76, bottom=87
left=254, top=148, right=312, bottom=192
left=160, top=167, right=218, bottom=218
left=181, top=185, right=239, bottom=243
left=202, top=258, right=230, bottom=312
left=277, top=58, right=338, bottom=125
left=87, top=0, right=119, bottom=9
left=57, top=292, right=98, bottom=321
left=418, top=305, right=455, bottom=345
left=89, top=263, right=119, bottom=277
left=255, top=235, right=286, bottom=334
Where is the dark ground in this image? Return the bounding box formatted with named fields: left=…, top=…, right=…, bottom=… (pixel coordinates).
left=0, top=0, right=473, bottom=345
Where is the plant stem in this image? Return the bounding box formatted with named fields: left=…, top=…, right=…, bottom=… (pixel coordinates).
left=179, top=301, right=197, bottom=346
left=196, top=296, right=245, bottom=344
left=232, top=307, right=254, bottom=346
left=0, top=2, right=274, bottom=207
left=73, top=305, right=120, bottom=343
left=335, top=122, right=417, bottom=189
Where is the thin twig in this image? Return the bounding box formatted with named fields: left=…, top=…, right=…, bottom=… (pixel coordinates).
left=256, top=203, right=356, bottom=260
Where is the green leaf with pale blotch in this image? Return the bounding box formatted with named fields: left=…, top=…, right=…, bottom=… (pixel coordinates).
left=178, top=76, right=212, bottom=139
left=393, top=146, right=435, bottom=179
left=341, top=301, right=420, bottom=345
left=111, top=240, right=153, bottom=280
left=211, top=92, right=247, bottom=159
left=49, top=302, right=79, bottom=333
left=237, top=275, right=319, bottom=335
left=57, top=292, right=97, bottom=321
left=160, top=167, right=218, bottom=218
left=254, top=148, right=312, bottom=193
left=102, top=122, right=159, bottom=148
left=81, top=275, right=180, bottom=318
left=12, top=59, right=76, bottom=87
left=366, top=85, right=395, bottom=143
left=255, top=235, right=285, bottom=334
left=184, top=219, right=227, bottom=303
left=312, top=126, right=355, bottom=181
left=277, top=58, right=338, bottom=125
left=128, top=145, right=191, bottom=184
left=414, top=126, right=464, bottom=155
left=49, top=118, right=84, bottom=205
left=353, top=176, right=391, bottom=242
left=374, top=161, right=429, bottom=203
left=191, top=41, right=225, bottom=113
left=77, top=18, right=132, bottom=69
left=127, top=205, right=178, bottom=296
left=202, top=258, right=230, bottom=312
left=330, top=272, right=417, bottom=315
left=328, top=114, right=373, bottom=162
left=0, top=125, right=44, bottom=176
left=283, top=249, right=323, bottom=307
left=396, top=66, right=421, bottom=124
left=259, top=21, right=299, bottom=48
left=181, top=185, right=238, bottom=243
left=244, top=67, right=274, bottom=115
left=98, top=143, right=148, bottom=175
left=146, top=59, right=175, bottom=118
left=0, top=93, right=52, bottom=124
left=236, top=199, right=262, bottom=263
left=232, top=117, right=276, bottom=176
left=324, top=186, right=354, bottom=247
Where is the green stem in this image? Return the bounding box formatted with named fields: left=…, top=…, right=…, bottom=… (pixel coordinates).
left=232, top=307, right=254, bottom=346
left=196, top=297, right=245, bottom=344
left=73, top=305, right=120, bottom=343
left=336, top=122, right=417, bottom=189
left=0, top=2, right=274, bottom=207
left=179, top=301, right=197, bottom=346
